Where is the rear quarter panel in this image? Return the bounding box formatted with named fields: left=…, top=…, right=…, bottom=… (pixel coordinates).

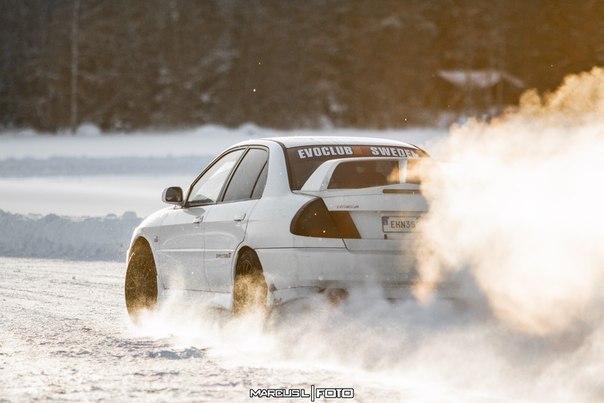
left=244, top=142, right=345, bottom=250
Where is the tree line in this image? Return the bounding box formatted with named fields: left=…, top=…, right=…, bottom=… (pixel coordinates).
left=1, top=0, right=602, bottom=132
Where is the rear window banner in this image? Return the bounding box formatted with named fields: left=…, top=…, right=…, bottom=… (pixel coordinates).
left=292, top=145, right=421, bottom=160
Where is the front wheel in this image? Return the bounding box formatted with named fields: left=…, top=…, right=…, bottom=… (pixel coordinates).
left=233, top=250, right=268, bottom=317
left=124, top=240, right=158, bottom=321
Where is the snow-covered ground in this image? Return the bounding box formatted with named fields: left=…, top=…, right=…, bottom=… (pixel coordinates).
left=0, top=175, right=187, bottom=217
left=2, top=257, right=602, bottom=402
left=0, top=258, right=410, bottom=401
left=0, top=258, right=475, bottom=402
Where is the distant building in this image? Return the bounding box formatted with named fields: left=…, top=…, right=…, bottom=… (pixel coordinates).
left=435, top=69, right=525, bottom=119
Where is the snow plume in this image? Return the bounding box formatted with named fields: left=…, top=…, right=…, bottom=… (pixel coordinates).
left=134, top=286, right=604, bottom=401
left=415, top=66, right=604, bottom=336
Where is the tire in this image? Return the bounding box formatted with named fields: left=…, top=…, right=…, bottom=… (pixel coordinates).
left=233, top=249, right=268, bottom=317
left=124, top=240, right=158, bottom=321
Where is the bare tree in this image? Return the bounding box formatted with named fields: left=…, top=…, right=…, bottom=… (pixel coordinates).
left=69, top=0, right=80, bottom=133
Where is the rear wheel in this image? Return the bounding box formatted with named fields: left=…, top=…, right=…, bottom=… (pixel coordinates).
left=124, top=239, right=158, bottom=321
left=233, top=249, right=268, bottom=316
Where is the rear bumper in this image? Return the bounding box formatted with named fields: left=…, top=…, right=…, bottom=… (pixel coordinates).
left=256, top=246, right=418, bottom=290
left=256, top=246, right=461, bottom=305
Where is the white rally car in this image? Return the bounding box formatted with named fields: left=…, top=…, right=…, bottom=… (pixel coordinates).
left=125, top=136, right=430, bottom=318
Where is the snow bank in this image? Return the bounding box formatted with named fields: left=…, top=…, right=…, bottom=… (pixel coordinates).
left=0, top=210, right=141, bottom=261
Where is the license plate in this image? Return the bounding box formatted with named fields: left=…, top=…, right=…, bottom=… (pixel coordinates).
left=382, top=216, right=419, bottom=233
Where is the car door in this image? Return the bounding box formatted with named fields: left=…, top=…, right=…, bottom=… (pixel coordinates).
left=203, top=147, right=269, bottom=292
left=157, top=148, right=246, bottom=291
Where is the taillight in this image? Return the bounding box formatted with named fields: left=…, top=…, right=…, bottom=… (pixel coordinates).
left=330, top=210, right=361, bottom=239
left=290, top=198, right=360, bottom=239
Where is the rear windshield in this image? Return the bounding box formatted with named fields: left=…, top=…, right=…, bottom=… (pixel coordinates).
left=328, top=159, right=423, bottom=189
left=285, top=144, right=425, bottom=190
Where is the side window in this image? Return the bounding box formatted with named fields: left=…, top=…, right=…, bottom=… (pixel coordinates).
left=187, top=149, right=245, bottom=206
left=251, top=163, right=268, bottom=199
left=223, top=148, right=269, bottom=202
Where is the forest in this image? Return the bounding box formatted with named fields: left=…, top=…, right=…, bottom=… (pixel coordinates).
left=1, top=0, right=603, bottom=132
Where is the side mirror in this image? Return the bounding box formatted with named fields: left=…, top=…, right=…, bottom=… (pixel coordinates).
left=162, top=186, right=183, bottom=205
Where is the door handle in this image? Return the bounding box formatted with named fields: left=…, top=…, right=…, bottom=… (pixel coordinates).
left=233, top=213, right=246, bottom=222
left=193, top=215, right=203, bottom=224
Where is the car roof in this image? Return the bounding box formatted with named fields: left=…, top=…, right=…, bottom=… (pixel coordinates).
left=235, top=136, right=418, bottom=149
